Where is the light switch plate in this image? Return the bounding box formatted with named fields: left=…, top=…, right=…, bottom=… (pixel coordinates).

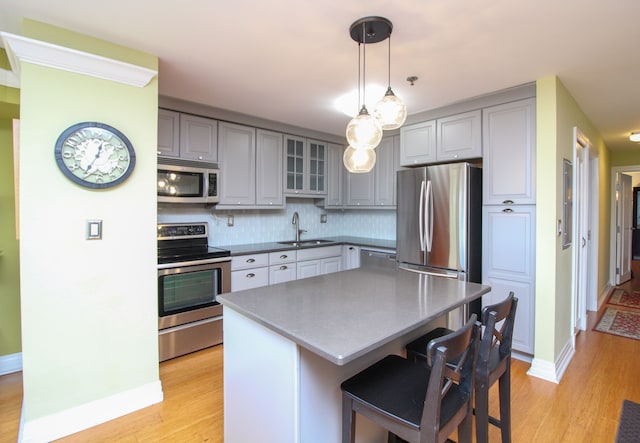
left=87, top=220, right=102, bottom=240
left=320, top=214, right=327, bottom=223
left=227, top=215, right=234, bottom=227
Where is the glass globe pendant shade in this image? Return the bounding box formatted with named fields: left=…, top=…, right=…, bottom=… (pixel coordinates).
left=343, top=145, right=376, bottom=173
left=346, top=105, right=383, bottom=150
left=375, top=86, right=407, bottom=130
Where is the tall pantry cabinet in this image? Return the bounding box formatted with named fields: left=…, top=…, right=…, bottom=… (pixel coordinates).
left=481, top=97, right=536, bottom=356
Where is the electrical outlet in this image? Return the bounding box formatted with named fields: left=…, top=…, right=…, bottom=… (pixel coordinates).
left=320, top=214, right=327, bottom=223
left=227, top=215, right=234, bottom=227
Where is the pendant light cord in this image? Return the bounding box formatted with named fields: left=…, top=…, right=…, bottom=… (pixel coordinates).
left=362, top=21, right=366, bottom=110
left=387, top=35, right=391, bottom=88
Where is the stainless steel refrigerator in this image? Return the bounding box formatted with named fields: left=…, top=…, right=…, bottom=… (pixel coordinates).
left=396, top=162, right=482, bottom=314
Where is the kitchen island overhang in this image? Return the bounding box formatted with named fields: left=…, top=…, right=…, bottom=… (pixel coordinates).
left=219, top=267, right=491, bottom=442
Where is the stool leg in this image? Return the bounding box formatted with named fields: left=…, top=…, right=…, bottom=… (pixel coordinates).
left=474, top=381, right=490, bottom=443
left=342, top=394, right=356, bottom=443
left=498, top=364, right=512, bottom=443
left=458, top=405, right=473, bottom=443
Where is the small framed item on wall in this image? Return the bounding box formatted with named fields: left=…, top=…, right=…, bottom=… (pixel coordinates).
left=562, top=158, right=573, bottom=249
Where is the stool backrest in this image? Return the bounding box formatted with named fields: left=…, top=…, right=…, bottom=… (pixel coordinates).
left=421, top=314, right=480, bottom=437
left=478, top=292, right=518, bottom=381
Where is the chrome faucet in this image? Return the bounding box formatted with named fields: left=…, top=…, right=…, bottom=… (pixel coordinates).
left=292, top=211, right=306, bottom=242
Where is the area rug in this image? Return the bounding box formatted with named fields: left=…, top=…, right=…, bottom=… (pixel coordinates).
left=608, top=288, right=640, bottom=309
left=615, top=399, right=640, bottom=442
left=594, top=308, right=640, bottom=341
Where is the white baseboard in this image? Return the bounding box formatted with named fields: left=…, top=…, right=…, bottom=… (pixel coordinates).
left=527, top=338, right=575, bottom=383
left=20, top=380, right=163, bottom=443
left=598, top=283, right=613, bottom=310
left=0, top=352, right=22, bottom=375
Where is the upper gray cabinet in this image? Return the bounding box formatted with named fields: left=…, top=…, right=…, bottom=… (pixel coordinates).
left=399, top=120, right=436, bottom=166
left=157, top=109, right=180, bottom=157
left=325, top=143, right=345, bottom=208
left=284, top=135, right=327, bottom=196
left=157, top=109, right=218, bottom=162
left=218, top=122, right=256, bottom=206
left=436, top=110, right=482, bottom=162
left=399, top=110, right=481, bottom=166
left=256, top=129, right=284, bottom=207
left=482, top=98, right=536, bottom=205
left=344, top=134, right=399, bottom=209
left=218, top=124, right=284, bottom=209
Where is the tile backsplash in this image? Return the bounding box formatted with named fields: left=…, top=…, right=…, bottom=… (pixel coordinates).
left=157, top=198, right=396, bottom=246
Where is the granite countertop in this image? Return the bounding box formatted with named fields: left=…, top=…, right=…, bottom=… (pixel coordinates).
left=218, top=236, right=396, bottom=256
left=218, top=267, right=490, bottom=365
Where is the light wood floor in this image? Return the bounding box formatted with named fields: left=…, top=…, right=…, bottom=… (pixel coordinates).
left=2, top=278, right=640, bottom=442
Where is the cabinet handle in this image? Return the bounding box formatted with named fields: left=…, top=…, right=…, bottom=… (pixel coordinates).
left=502, top=208, right=514, bottom=213
left=246, top=273, right=255, bottom=278
left=280, top=266, right=287, bottom=270
left=502, top=199, right=515, bottom=205
left=280, top=255, right=288, bottom=259
left=349, top=247, right=354, bottom=250
left=246, top=258, right=255, bottom=263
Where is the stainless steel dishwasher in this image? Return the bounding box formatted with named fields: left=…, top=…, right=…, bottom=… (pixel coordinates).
left=360, top=249, right=397, bottom=270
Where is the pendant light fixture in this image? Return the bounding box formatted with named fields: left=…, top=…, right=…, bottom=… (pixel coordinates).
left=343, top=16, right=406, bottom=173
left=345, top=18, right=383, bottom=151
left=375, top=35, right=407, bottom=130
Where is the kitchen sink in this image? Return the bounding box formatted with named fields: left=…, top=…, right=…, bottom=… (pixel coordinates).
left=277, top=239, right=335, bottom=247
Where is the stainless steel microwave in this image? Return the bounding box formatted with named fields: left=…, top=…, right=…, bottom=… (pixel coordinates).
left=157, top=158, right=219, bottom=204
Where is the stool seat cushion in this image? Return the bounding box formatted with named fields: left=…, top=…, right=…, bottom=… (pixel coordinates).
left=341, top=355, right=468, bottom=431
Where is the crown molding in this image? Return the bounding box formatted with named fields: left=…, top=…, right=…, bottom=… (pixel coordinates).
left=0, top=32, right=157, bottom=88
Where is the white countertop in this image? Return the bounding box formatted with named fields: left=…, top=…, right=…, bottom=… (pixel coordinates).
left=218, top=267, right=490, bottom=365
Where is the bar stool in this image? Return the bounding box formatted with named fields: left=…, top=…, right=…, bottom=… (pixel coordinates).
left=405, top=293, right=518, bottom=443
left=340, top=315, right=480, bottom=443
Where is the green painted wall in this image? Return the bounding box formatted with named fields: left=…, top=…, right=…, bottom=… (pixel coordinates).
left=0, top=116, right=21, bottom=357
left=18, top=20, right=160, bottom=429
left=611, top=149, right=640, bottom=167
left=535, top=76, right=611, bottom=365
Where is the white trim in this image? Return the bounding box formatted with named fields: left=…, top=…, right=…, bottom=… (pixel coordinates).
left=0, top=67, right=20, bottom=88
left=0, top=32, right=157, bottom=88
left=0, top=352, right=22, bottom=375
left=526, top=338, right=575, bottom=383
left=20, top=380, right=163, bottom=443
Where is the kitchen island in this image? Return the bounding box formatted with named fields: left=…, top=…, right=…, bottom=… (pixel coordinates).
left=219, top=266, right=490, bottom=443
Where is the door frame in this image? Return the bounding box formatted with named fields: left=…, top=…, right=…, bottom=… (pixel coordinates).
left=610, top=166, right=640, bottom=289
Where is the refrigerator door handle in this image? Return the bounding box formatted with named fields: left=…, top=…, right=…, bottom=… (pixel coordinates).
left=419, top=180, right=426, bottom=252
left=426, top=180, right=433, bottom=252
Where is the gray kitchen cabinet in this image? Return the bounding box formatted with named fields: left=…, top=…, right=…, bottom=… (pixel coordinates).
left=482, top=204, right=535, bottom=355
left=179, top=113, right=218, bottom=162
left=400, top=120, right=436, bottom=166
left=346, top=166, right=374, bottom=207
left=342, top=245, right=360, bottom=270
left=231, top=253, right=269, bottom=291
left=218, top=122, right=256, bottom=206
left=284, top=135, right=327, bottom=196
left=256, top=129, right=284, bottom=207
left=296, top=245, right=342, bottom=279
left=325, top=143, right=344, bottom=208
left=157, top=109, right=180, bottom=157
left=269, top=250, right=297, bottom=284
left=218, top=126, right=284, bottom=209
left=374, top=135, right=399, bottom=207
left=400, top=110, right=481, bottom=166
left=436, top=110, right=482, bottom=162
left=482, top=98, right=536, bottom=205
left=345, top=135, right=398, bottom=208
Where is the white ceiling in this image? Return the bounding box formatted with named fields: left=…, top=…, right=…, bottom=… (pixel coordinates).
left=1, top=0, right=640, bottom=150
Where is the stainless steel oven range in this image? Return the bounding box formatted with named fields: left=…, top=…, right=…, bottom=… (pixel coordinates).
left=157, top=222, right=230, bottom=362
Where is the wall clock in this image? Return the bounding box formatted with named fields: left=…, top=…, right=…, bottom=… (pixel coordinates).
left=54, top=122, right=136, bottom=189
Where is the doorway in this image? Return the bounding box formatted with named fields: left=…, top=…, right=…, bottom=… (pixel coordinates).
left=572, top=128, right=598, bottom=334
left=610, top=167, right=640, bottom=288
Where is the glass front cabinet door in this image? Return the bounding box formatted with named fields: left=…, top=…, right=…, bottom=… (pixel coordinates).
left=285, top=135, right=326, bottom=196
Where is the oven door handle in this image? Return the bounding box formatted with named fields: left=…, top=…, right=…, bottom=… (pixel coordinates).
left=158, top=256, right=231, bottom=269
